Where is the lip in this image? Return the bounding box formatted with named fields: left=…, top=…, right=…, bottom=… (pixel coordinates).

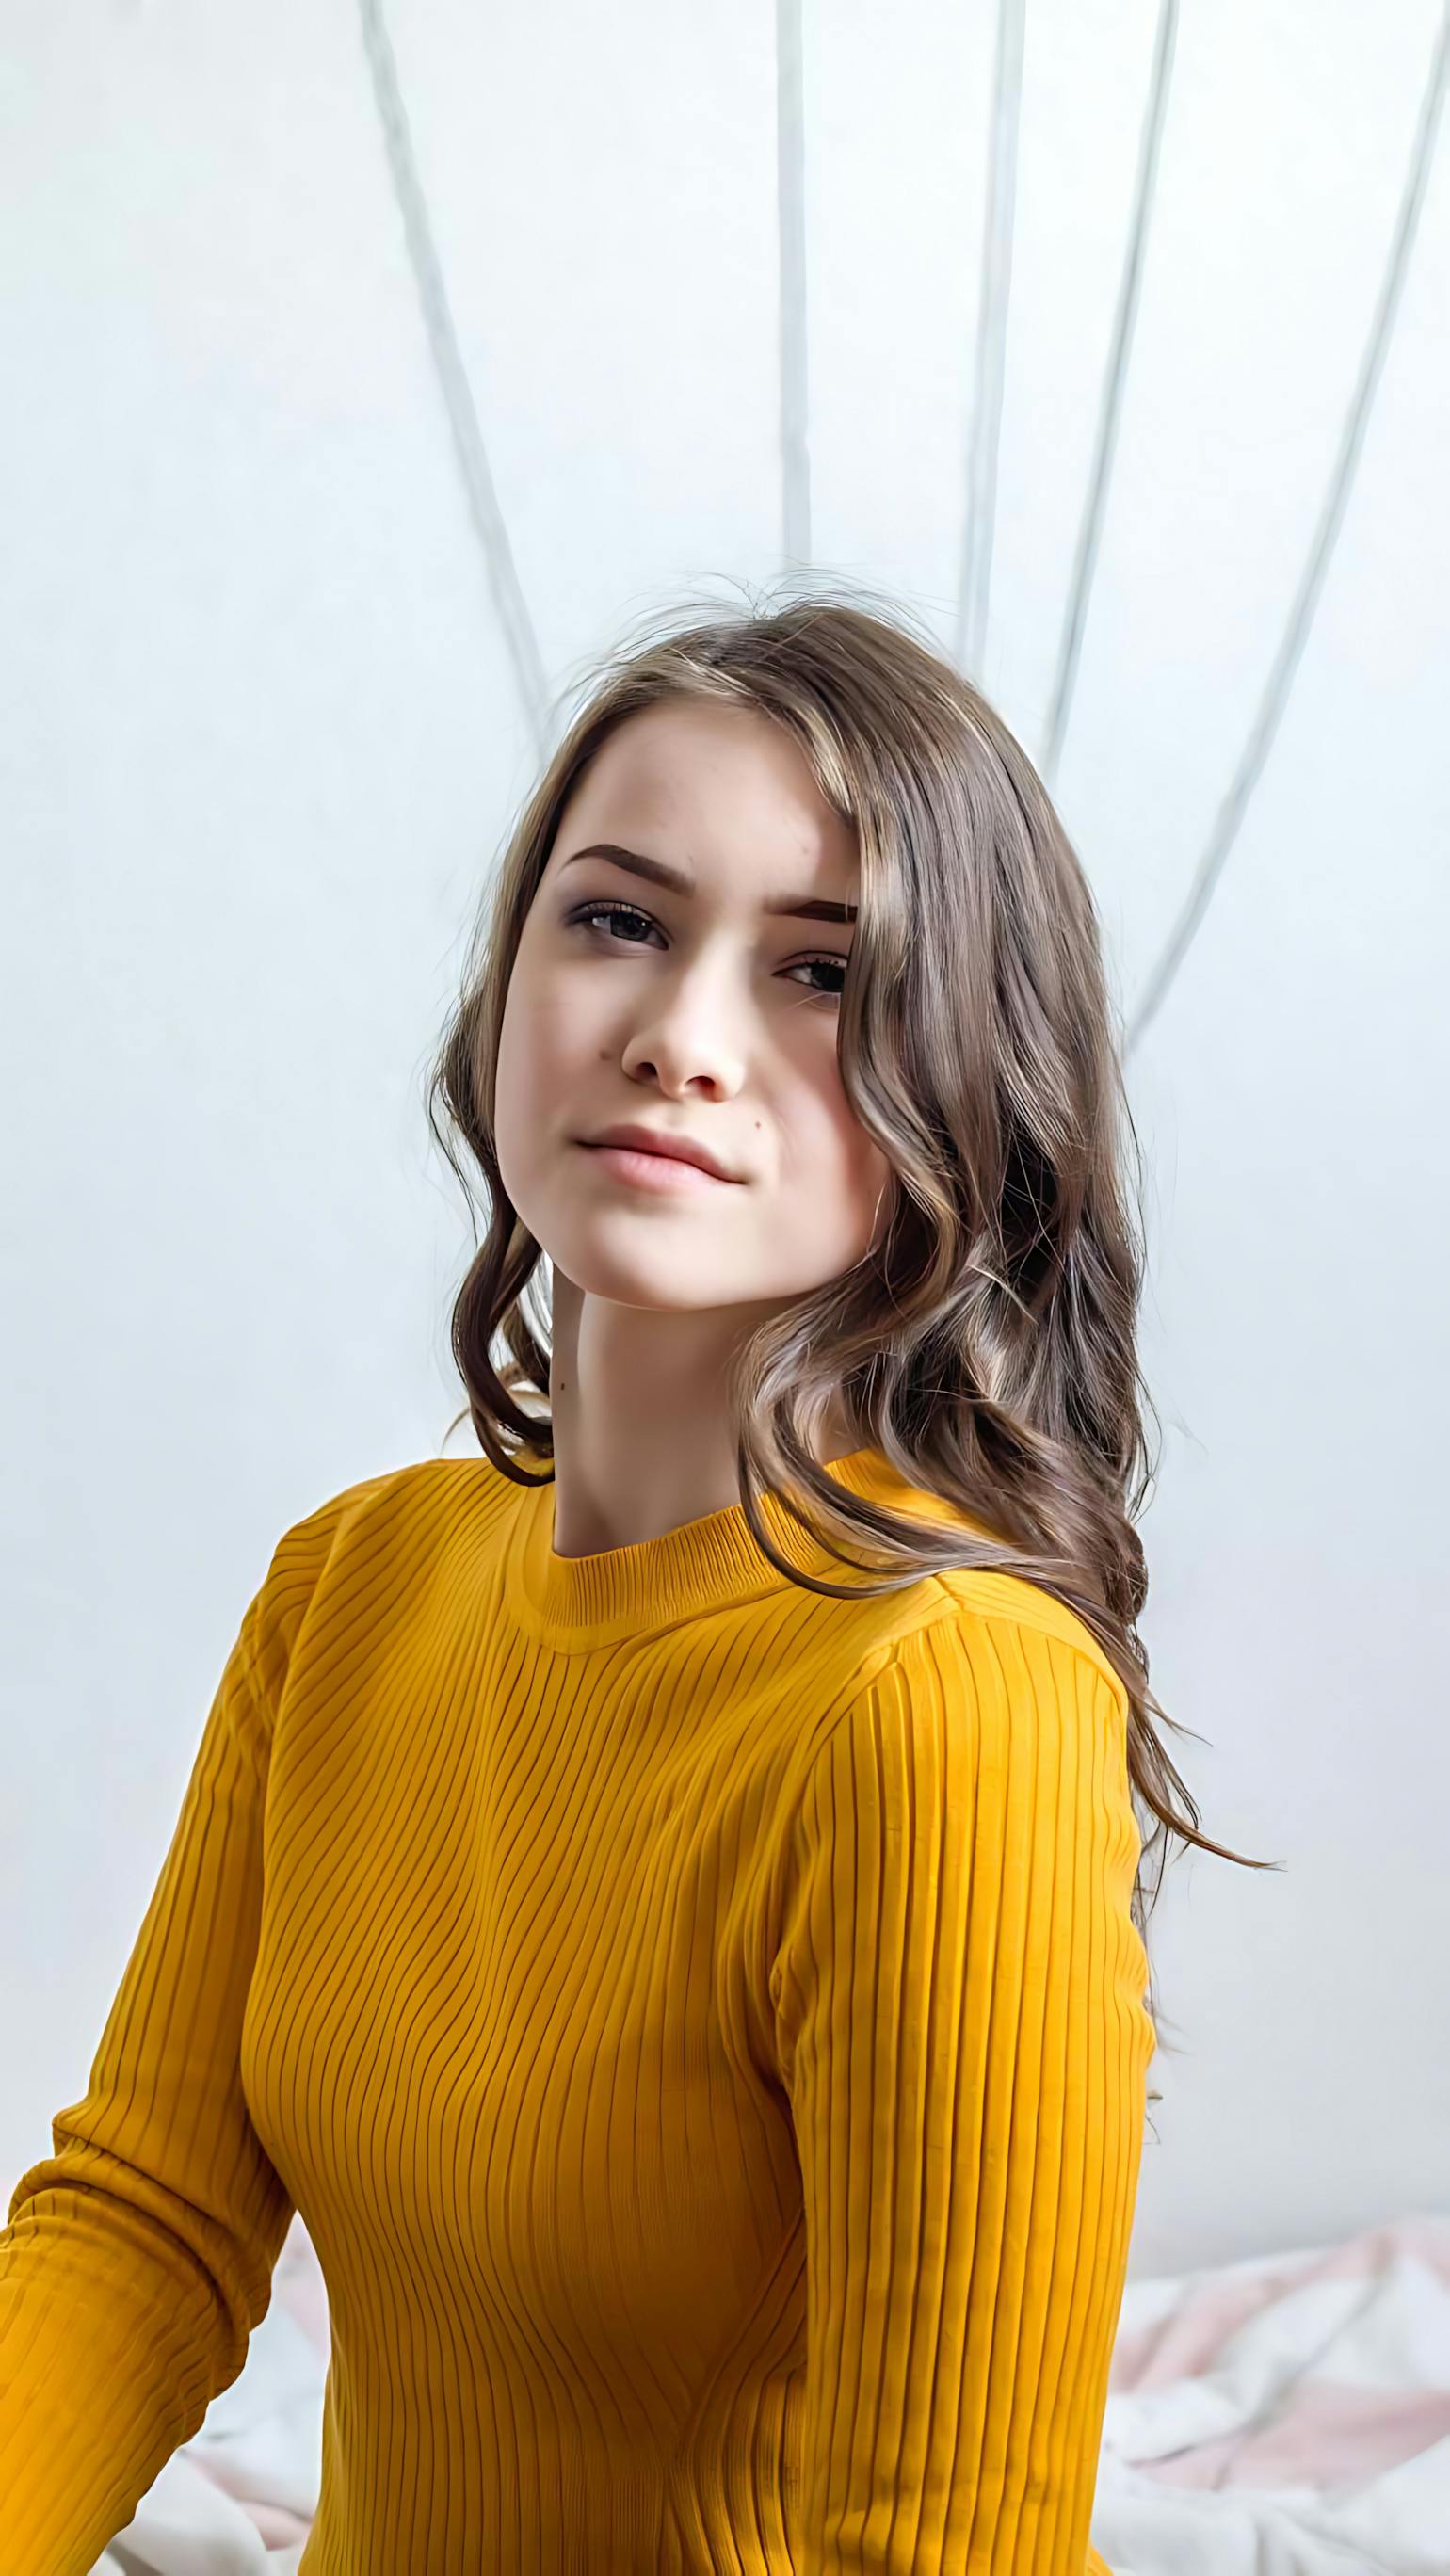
left=579, top=1141, right=728, bottom=1195
left=578, top=1123, right=740, bottom=1183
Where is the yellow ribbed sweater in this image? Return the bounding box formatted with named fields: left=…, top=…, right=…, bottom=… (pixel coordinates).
left=1, top=1443, right=1154, bottom=2573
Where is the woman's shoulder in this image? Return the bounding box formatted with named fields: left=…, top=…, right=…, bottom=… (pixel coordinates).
left=891, top=1560, right=1130, bottom=1722
left=274, top=1456, right=437, bottom=1560
left=250, top=1457, right=476, bottom=1687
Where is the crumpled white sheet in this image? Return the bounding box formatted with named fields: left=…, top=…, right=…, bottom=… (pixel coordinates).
left=1090, top=2207, right=1450, bottom=2576
left=89, top=2207, right=1450, bottom=2574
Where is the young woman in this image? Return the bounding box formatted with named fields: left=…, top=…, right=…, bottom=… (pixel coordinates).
left=1, top=591, right=1266, bottom=2573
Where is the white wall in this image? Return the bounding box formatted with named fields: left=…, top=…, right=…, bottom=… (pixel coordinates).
left=4, top=0, right=1447, bottom=2286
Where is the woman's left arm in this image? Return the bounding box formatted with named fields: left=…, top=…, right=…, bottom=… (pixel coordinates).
left=771, top=1607, right=1156, bottom=2572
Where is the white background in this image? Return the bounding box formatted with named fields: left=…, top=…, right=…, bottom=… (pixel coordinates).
left=3, top=0, right=1446, bottom=2286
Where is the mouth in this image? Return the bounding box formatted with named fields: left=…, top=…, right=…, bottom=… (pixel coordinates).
left=576, top=1140, right=733, bottom=1193
left=577, top=1127, right=740, bottom=1183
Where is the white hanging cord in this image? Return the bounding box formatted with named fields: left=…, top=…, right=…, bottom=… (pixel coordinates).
left=1041, top=0, right=1179, bottom=788
left=1124, top=4, right=1450, bottom=1061
left=956, top=0, right=1026, bottom=680
left=777, top=0, right=813, bottom=573
left=356, top=0, right=553, bottom=760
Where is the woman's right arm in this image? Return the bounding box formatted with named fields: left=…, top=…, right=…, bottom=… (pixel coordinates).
left=0, top=1502, right=334, bottom=2576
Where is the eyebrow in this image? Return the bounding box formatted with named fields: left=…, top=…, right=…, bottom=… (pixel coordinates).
left=560, top=842, right=857, bottom=926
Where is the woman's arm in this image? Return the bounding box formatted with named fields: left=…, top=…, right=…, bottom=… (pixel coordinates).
left=772, top=1607, right=1155, bottom=2571
left=0, top=1473, right=387, bottom=2576
left=0, top=1599, right=293, bottom=2576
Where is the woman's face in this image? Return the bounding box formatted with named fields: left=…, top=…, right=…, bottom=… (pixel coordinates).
left=493, top=697, right=897, bottom=1329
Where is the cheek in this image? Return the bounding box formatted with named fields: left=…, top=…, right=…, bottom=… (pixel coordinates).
left=497, top=967, right=568, bottom=1120
left=789, top=1099, right=894, bottom=1241
left=492, top=981, right=555, bottom=1193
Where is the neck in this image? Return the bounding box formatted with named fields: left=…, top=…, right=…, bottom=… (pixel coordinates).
left=545, top=1267, right=857, bottom=1559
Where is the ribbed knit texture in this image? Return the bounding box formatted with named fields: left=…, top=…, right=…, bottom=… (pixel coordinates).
left=1, top=1444, right=1154, bottom=2572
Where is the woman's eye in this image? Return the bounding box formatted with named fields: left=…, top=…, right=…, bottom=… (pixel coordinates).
left=795, top=957, right=847, bottom=1002
left=569, top=899, right=658, bottom=948
left=565, top=899, right=846, bottom=1005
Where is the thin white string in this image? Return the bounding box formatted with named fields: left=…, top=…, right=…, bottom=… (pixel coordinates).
left=1124, top=4, right=1449, bottom=1060
left=1041, top=0, right=1180, bottom=789
left=356, top=0, right=553, bottom=758
left=777, top=0, right=812, bottom=573
left=956, top=0, right=1026, bottom=680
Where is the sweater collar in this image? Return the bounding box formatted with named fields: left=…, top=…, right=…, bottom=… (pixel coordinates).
left=504, top=1441, right=956, bottom=1649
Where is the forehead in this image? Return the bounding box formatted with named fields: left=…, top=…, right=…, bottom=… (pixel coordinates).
left=555, top=700, right=857, bottom=883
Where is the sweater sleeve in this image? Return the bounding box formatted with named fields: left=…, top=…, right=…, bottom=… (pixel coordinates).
left=0, top=1481, right=381, bottom=2576
left=770, top=1608, right=1153, bottom=2574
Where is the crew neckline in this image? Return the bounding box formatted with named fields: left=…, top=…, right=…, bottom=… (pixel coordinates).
left=503, top=1442, right=938, bottom=1648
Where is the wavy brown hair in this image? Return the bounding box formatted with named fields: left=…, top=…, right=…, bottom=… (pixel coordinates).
left=427, top=578, right=1280, bottom=2103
